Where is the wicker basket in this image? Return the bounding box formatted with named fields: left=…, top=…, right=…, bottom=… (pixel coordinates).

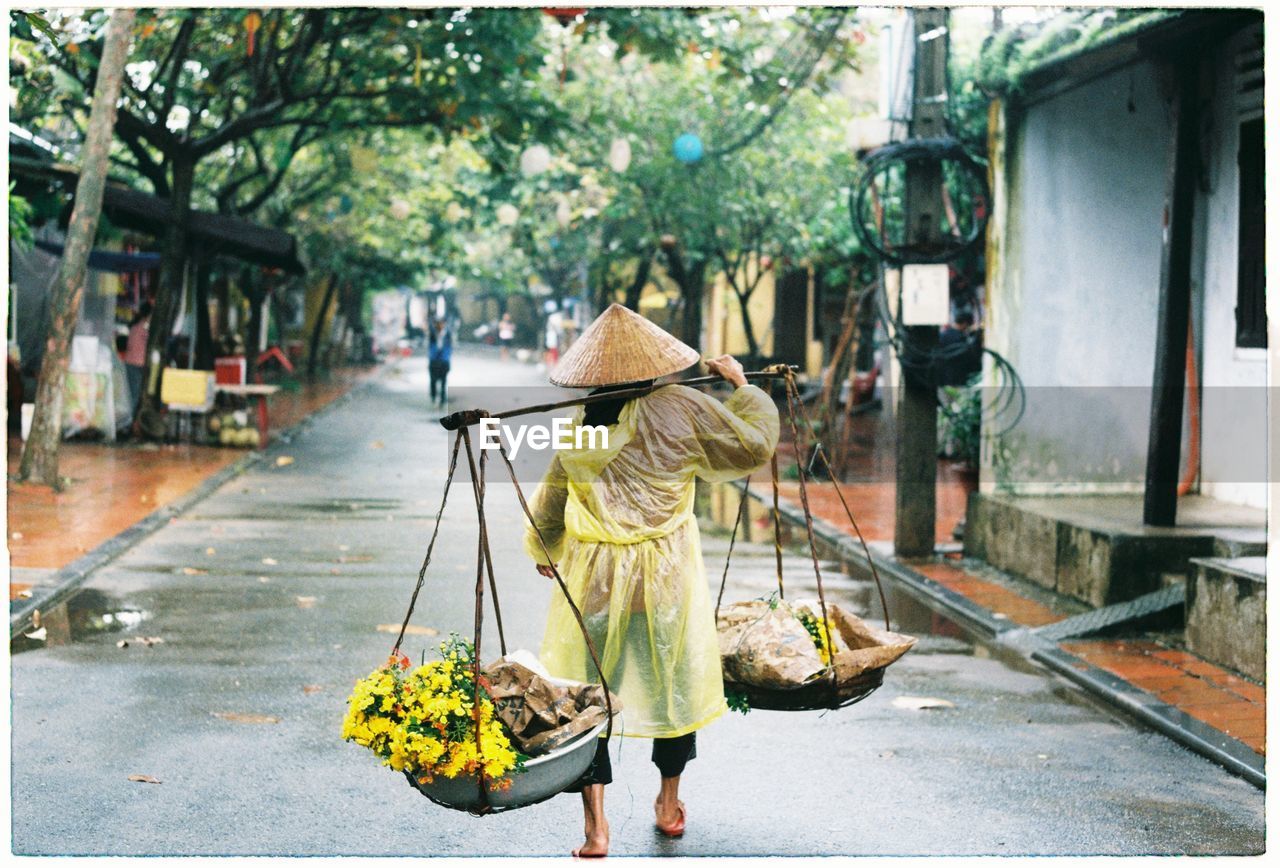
left=726, top=667, right=886, bottom=712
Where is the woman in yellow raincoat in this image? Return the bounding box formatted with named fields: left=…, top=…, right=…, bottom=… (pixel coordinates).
left=523, top=304, right=779, bottom=856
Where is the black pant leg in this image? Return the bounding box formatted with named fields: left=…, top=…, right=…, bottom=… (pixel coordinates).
left=651, top=733, right=696, bottom=779
left=564, top=737, right=612, bottom=793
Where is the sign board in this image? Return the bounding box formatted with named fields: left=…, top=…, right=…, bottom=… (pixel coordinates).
left=901, top=264, right=950, bottom=326
left=160, top=369, right=215, bottom=412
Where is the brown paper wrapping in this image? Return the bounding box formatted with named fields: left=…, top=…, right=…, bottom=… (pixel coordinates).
left=483, top=658, right=620, bottom=756
left=717, top=599, right=916, bottom=690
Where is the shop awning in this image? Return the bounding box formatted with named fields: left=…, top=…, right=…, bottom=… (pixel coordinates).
left=34, top=238, right=163, bottom=273
left=9, top=152, right=306, bottom=275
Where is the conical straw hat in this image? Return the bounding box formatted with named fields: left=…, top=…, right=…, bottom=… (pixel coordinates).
left=550, top=303, right=700, bottom=387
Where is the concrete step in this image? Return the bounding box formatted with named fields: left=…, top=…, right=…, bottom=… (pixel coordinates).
left=1186, top=557, right=1266, bottom=682
left=965, top=493, right=1266, bottom=609
left=1213, top=529, right=1268, bottom=559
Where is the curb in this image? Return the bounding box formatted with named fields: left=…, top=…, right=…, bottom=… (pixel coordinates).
left=1032, top=645, right=1265, bottom=788
left=9, top=369, right=382, bottom=639
left=740, top=481, right=1266, bottom=790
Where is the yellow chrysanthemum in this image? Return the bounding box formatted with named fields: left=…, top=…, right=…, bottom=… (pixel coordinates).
left=340, top=636, right=523, bottom=785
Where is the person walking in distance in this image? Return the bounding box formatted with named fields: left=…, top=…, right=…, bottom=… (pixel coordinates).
left=123, top=298, right=152, bottom=428
left=427, top=317, right=453, bottom=408
left=498, top=312, right=516, bottom=361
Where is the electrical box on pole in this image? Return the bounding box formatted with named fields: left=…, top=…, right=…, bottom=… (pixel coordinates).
left=893, top=7, right=949, bottom=557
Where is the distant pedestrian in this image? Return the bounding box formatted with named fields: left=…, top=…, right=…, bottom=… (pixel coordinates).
left=427, top=317, right=453, bottom=408
left=498, top=312, right=516, bottom=361
left=123, top=299, right=152, bottom=419
left=544, top=311, right=562, bottom=367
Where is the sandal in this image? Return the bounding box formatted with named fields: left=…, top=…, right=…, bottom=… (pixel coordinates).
left=655, top=800, right=686, bottom=838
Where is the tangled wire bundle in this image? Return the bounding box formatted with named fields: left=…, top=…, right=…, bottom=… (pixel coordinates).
left=850, top=136, right=990, bottom=266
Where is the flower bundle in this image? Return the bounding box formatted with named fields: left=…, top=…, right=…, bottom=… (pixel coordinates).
left=341, top=634, right=524, bottom=790
left=796, top=607, right=839, bottom=666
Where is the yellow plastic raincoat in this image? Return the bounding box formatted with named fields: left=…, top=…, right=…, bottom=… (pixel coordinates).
left=523, top=384, right=780, bottom=738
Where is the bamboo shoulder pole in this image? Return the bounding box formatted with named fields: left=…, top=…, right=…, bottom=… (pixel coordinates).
left=438, top=367, right=798, bottom=431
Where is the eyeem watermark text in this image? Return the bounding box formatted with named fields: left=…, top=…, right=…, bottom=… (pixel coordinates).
left=478, top=417, right=608, bottom=458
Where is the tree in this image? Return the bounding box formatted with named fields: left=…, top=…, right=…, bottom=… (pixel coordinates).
left=484, top=8, right=863, bottom=351
left=19, top=8, right=558, bottom=435
left=17, top=9, right=136, bottom=488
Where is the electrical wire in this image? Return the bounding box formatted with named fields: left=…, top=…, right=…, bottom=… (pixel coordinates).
left=845, top=7, right=1021, bottom=437
left=849, top=137, right=990, bottom=266
left=866, top=259, right=1026, bottom=436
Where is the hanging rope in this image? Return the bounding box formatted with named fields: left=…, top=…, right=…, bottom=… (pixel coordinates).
left=459, top=428, right=493, bottom=814
left=781, top=368, right=893, bottom=632
left=770, top=453, right=785, bottom=600
left=474, top=447, right=507, bottom=657
left=391, top=432, right=463, bottom=656
left=715, top=363, right=893, bottom=675
left=492, top=440, right=615, bottom=743
left=775, top=367, right=837, bottom=679
left=714, top=474, right=751, bottom=623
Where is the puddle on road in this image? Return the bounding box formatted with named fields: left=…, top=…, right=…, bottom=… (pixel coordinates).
left=285, top=498, right=402, bottom=513
left=11, top=589, right=150, bottom=655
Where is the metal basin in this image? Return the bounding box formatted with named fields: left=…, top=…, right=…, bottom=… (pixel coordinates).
left=405, top=718, right=607, bottom=814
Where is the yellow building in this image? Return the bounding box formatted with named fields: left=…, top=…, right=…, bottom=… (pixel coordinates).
left=701, top=255, right=824, bottom=377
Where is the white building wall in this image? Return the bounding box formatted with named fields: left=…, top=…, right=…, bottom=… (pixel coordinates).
left=984, top=29, right=1266, bottom=507
left=983, top=60, right=1176, bottom=492
left=1196, top=25, right=1267, bottom=509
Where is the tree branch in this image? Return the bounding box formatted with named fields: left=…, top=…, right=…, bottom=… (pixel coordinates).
left=157, top=14, right=198, bottom=126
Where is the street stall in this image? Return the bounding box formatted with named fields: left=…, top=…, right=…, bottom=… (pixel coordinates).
left=9, top=130, right=306, bottom=446
left=9, top=230, right=158, bottom=439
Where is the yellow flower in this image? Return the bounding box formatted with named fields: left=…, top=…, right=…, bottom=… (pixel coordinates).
left=341, top=639, right=521, bottom=785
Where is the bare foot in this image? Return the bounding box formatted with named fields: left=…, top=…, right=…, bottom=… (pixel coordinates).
left=572, top=826, right=609, bottom=858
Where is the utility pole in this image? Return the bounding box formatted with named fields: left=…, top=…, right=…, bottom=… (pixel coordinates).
left=893, top=7, right=949, bottom=557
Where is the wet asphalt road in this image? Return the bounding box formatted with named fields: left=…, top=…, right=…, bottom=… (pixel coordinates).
left=10, top=350, right=1265, bottom=856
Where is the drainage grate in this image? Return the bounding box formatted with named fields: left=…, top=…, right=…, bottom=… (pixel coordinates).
left=1033, top=584, right=1186, bottom=642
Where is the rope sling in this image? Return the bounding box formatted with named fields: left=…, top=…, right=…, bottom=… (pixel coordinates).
left=389, top=365, right=897, bottom=812
left=714, top=366, right=897, bottom=711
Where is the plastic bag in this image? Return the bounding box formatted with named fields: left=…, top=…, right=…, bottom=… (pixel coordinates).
left=483, top=652, right=620, bottom=756
left=718, top=599, right=916, bottom=690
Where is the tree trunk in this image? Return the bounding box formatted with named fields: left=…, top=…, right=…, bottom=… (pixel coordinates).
left=214, top=272, right=230, bottom=338
left=307, top=272, right=338, bottom=379
left=854, top=283, right=878, bottom=371
left=18, top=9, right=135, bottom=487
left=137, top=152, right=197, bottom=439
left=662, top=245, right=706, bottom=352
left=622, top=257, right=652, bottom=311
left=679, top=260, right=706, bottom=352
left=591, top=254, right=615, bottom=310
left=734, top=289, right=762, bottom=359
left=244, top=270, right=266, bottom=382
left=193, top=259, right=214, bottom=369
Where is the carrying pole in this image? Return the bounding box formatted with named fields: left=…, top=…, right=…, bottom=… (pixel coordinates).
left=438, top=367, right=798, bottom=431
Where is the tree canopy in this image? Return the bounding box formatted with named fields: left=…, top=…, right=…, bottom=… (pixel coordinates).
left=11, top=6, right=878, bottom=363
